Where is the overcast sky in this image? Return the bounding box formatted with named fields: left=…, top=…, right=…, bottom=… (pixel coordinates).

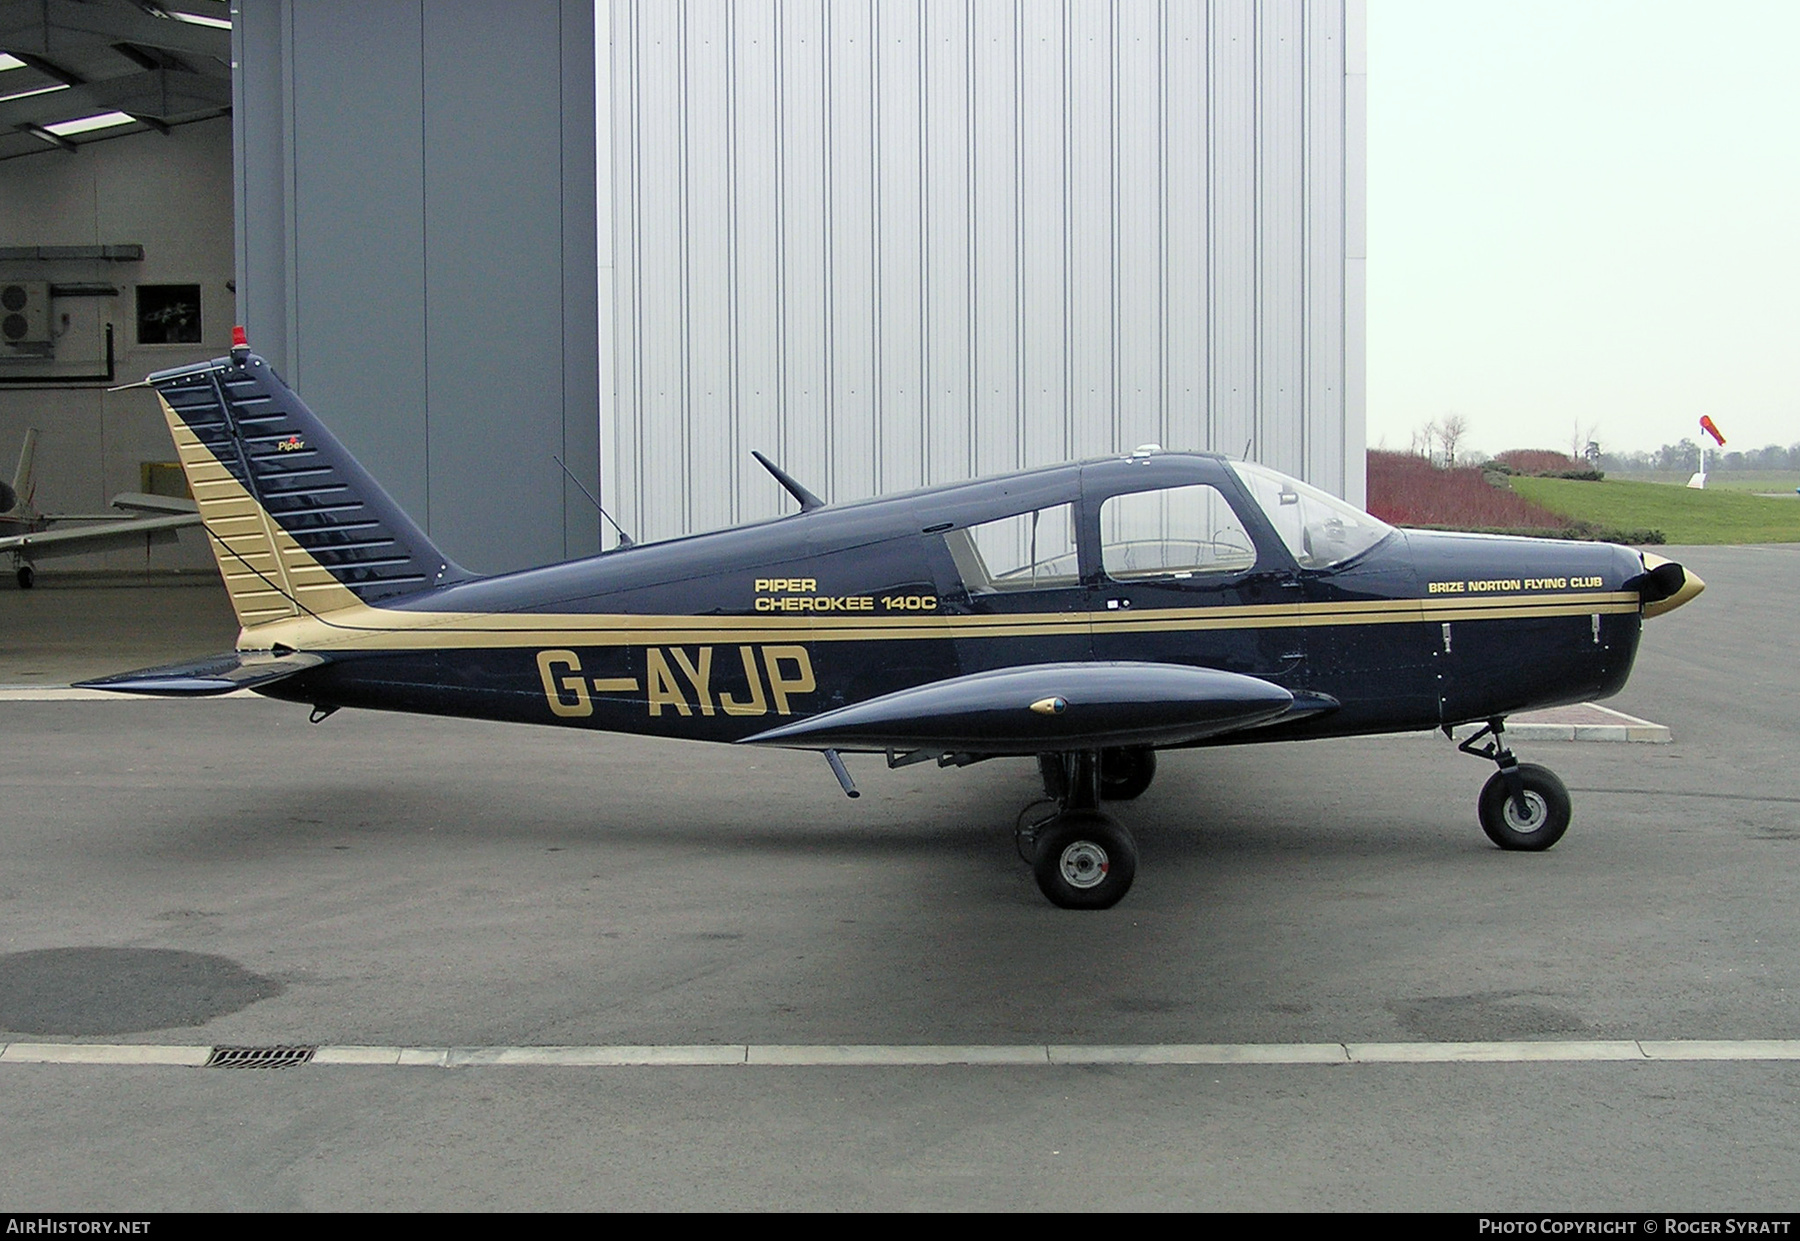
left=1367, top=0, right=1800, bottom=458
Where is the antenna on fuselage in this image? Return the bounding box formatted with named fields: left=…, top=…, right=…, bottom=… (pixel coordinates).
left=553, top=455, right=634, bottom=548
left=752, top=451, right=825, bottom=513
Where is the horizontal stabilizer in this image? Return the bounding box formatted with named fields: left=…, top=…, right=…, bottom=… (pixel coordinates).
left=109, top=492, right=199, bottom=516
left=742, top=661, right=1295, bottom=753
left=75, top=650, right=328, bottom=697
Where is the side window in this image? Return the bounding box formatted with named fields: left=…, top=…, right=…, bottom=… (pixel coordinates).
left=1099, top=484, right=1257, bottom=580
left=943, top=503, right=1080, bottom=594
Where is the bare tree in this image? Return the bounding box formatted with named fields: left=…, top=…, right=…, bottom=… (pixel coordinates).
left=1438, top=413, right=1470, bottom=467
left=1569, top=419, right=1600, bottom=463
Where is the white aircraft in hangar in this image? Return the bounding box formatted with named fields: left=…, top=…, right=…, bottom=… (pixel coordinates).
left=0, top=429, right=201, bottom=588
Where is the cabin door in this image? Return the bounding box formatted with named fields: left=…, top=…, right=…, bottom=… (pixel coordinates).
left=1083, top=479, right=1307, bottom=689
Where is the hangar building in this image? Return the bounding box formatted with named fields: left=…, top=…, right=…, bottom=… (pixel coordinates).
left=1, top=0, right=1365, bottom=577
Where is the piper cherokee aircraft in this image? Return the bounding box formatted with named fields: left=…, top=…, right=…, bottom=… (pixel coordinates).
left=82, top=333, right=1703, bottom=909
left=2, top=428, right=202, bottom=588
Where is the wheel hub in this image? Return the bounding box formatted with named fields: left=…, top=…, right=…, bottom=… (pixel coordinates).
left=1501, top=789, right=1548, bottom=832
left=1058, top=841, right=1110, bottom=890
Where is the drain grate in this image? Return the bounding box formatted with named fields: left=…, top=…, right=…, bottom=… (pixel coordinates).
left=205, top=1044, right=317, bottom=1069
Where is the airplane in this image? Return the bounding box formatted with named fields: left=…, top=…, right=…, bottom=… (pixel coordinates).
left=2, top=428, right=203, bottom=588
left=80, top=332, right=1704, bottom=909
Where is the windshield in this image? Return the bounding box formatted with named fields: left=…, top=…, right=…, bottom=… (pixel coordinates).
left=1232, top=461, right=1394, bottom=570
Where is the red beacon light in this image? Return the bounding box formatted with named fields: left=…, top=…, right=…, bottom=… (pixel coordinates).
left=230, top=325, right=250, bottom=364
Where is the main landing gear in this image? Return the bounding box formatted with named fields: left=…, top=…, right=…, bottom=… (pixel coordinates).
left=1455, top=718, right=1571, bottom=851
left=1015, top=747, right=1156, bottom=909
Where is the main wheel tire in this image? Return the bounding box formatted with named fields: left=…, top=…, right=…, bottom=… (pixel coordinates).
left=1099, top=746, right=1156, bottom=801
left=16, top=564, right=34, bottom=589
left=1032, top=809, right=1138, bottom=909
left=1478, top=763, right=1571, bottom=851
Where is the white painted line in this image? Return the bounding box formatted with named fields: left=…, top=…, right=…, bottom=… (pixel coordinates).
left=1347, top=1040, right=1646, bottom=1063
left=0, top=1042, right=212, bottom=1065
left=748, top=1044, right=1048, bottom=1066
left=448, top=1045, right=748, bottom=1066
left=1639, top=1039, right=1800, bottom=1060
left=1050, top=1042, right=1349, bottom=1065
left=310, top=1046, right=404, bottom=1065
left=6, top=1039, right=1800, bottom=1067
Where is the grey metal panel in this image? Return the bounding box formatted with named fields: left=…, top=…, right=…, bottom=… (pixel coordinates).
left=1114, top=0, right=1163, bottom=455
left=630, top=0, right=686, bottom=541
left=1208, top=0, right=1256, bottom=468
left=422, top=0, right=566, bottom=573
left=1016, top=0, right=1067, bottom=469
left=1305, top=0, right=1346, bottom=496
left=1259, top=0, right=1304, bottom=478
left=923, top=0, right=972, bottom=488
left=288, top=0, right=428, bottom=525
left=779, top=0, right=830, bottom=501
left=561, top=0, right=602, bottom=559
left=874, top=0, right=923, bottom=495
left=729, top=0, right=784, bottom=523
left=606, top=0, right=1361, bottom=541
left=1064, top=0, right=1112, bottom=463
left=827, top=0, right=878, bottom=506
left=609, top=0, right=643, bottom=539
left=684, top=0, right=737, bottom=539
left=232, top=0, right=288, bottom=379
left=969, top=0, right=1018, bottom=479
left=236, top=0, right=602, bottom=573
left=1163, top=0, right=1208, bottom=456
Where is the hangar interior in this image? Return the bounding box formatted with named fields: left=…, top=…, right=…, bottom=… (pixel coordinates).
left=2, top=0, right=1363, bottom=587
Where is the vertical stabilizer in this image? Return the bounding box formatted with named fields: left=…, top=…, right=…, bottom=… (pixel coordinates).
left=10, top=428, right=38, bottom=514
left=147, top=351, right=473, bottom=631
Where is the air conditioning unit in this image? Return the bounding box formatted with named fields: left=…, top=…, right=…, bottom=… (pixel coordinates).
left=1, top=281, right=51, bottom=347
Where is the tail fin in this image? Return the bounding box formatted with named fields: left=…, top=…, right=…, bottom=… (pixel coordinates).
left=147, top=350, right=471, bottom=630
left=10, top=428, right=38, bottom=514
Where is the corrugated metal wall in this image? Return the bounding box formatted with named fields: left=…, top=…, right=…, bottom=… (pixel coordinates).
left=604, top=0, right=1364, bottom=546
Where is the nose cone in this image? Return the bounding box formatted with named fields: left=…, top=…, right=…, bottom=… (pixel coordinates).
left=1638, top=552, right=1705, bottom=618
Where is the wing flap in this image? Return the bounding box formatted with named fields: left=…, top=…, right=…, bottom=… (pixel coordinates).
left=74, top=650, right=328, bottom=697
left=742, top=661, right=1297, bottom=753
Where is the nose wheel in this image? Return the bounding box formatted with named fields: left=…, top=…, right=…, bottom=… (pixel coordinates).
left=1021, top=751, right=1140, bottom=908
left=1457, top=719, right=1572, bottom=851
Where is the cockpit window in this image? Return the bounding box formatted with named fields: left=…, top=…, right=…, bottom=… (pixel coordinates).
left=1232, top=461, right=1393, bottom=569
left=944, top=503, right=1080, bottom=593
left=1099, top=484, right=1257, bottom=579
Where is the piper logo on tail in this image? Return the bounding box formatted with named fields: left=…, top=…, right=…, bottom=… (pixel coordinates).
left=536, top=646, right=816, bottom=720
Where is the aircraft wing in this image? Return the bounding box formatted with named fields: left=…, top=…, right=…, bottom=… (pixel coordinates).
left=742, top=661, right=1327, bottom=753
left=0, top=511, right=201, bottom=558
left=75, top=650, right=329, bottom=696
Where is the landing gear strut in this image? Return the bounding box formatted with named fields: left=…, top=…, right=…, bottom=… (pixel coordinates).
left=1017, top=752, right=1139, bottom=909
left=1455, top=718, right=1571, bottom=851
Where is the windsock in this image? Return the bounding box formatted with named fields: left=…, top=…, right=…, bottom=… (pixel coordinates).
left=1700, top=415, right=1726, bottom=446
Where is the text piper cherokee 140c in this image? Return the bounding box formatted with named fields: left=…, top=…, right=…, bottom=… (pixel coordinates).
left=84, top=333, right=1703, bottom=909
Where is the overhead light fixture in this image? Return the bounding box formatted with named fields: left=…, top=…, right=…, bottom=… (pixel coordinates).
left=44, top=111, right=138, bottom=137
left=0, top=82, right=71, bottom=105
left=168, top=11, right=232, bottom=30
left=0, top=53, right=29, bottom=72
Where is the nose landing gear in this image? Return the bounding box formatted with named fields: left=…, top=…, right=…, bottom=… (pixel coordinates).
left=1455, top=718, right=1572, bottom=851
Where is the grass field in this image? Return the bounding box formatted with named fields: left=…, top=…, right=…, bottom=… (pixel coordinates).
left=1510, top=476, right=1800, bottom=544
left=1609, top=471, right=1800, bottom=494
